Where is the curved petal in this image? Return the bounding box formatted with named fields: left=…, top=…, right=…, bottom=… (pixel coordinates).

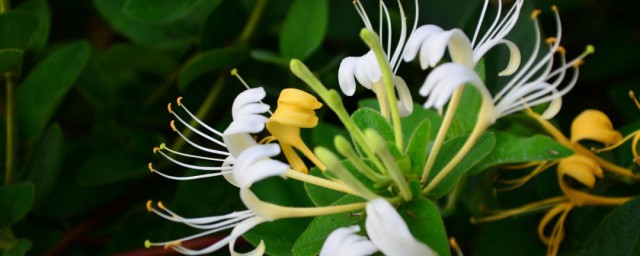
left=338, top=57, right=358, bottom=96
left=403, top=25, right=445, bottom=63
left=232, top=88, right=268, bottom=120
left=320, top=226, right=378, bottom=256
left=222, top=156, right=238, bottom=186
left=394, top=76, right=414, bottom=117
left=421, top=63, right=489, bottom=111
left=233, top=144, right=289, bottom=188
left=224, top=116, right=268, bottom=136
left=172, top=216, right=266, bottom=255
left=365, top=199, right=435, bottom=256
left=473, top=39, right=521, bottom=77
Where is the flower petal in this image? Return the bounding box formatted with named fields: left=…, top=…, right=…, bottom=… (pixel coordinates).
left=232, top=87, right=268, bottom=120
left=338, top=57, right=358, bottom=96
left=403, top=25, right=444, bottom=63
left=233, top=144, right=289, bottom=188
left=365, top=199, right=435, bottom=256
left=394, top=76, right=414, bottom=117
left=320, top=226, right=378, bottom=256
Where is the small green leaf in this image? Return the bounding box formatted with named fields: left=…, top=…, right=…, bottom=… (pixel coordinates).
left=76, top=150, right=147, bottom=187
left=24, top=124, right=64, bottom=207
left=0, top=182, right=35, bottom=227
left=427, top=132, right=496, bottom=198
left=450, top=85, right=482, bottom=137
left=358, top=99, right=442, bottom=142
left=16, top=0, right=51, bottom=48
left=405, top=120, right=431, bottom=176
left=292, top=195, right=365, bottom=256
left=17, top=41, right=90, bottom=141
left=398, top=198, right=450, bottom=256
left=577, top=198, right=640, bottom=256
left=123, top=0, right=200, bottom=24
left=0, top=49, right=23, bottom=74
left=352, top=108, right=394, bottom=143
left=2, top=239, right=32, bottom=256
left=0, top=12, right=38, bottom=49
left=304, top=168, right=348, bottom=207
left=469, top=131, right=573, bottom=174
left=178, top=45, right=248, bottom=90
left=279, top=0, right=328, bottom=60
left=250, top=49, right=290, bottom=67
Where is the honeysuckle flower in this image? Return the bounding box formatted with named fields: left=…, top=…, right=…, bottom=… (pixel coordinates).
left=320, top=199, right=435, bottom=256
left=570, top=109, right=622, bottom=145
left=319, top=226, right=378, bottom=256
left=266, top=88, right=326, bottom=173
left=403, top=0, right=523, bottom=75
left=149, top=87, right=270, bottom=184
left=338, top=0, right=417, bottom=118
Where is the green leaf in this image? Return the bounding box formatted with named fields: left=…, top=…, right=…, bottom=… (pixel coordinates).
left=311, top=122, right=348, bottom=153
left=24, top=124, right=64, bottom=207
left=2, top=239, right=32, bottom=256
left=469, top=131, right=573, bottom=174
left=0, top=12, right=38, bottom=49
left=304, top=168, right=348, bottom=207
left=123, top=0, right=200, bottom=24
left=251, top=49, right=290, bottom=67
left=398, top=198, right=450, bottom=256
left=279, top=0, right=328, bottom=60
left=76, top=150, right=147, bottom=187
left=450, top=85, right=482, bottom=137
left=0, top=49, right=23, bottom=74
left=0, top=182, right=35, bottom=227
left=352, top=108, right=394, bottom=143
left=15, top=0, right=50, bottom=49
left=17, top=41, right=90, bottom=141
left=577, top=198, right=640, bottom=256
left=178, top=45, right=248, bottom=90
left=292, top=195, right=365, bottom=256
left=426, top=132, right=496, bottom=198
left=358, top=99, right=442, bottom=143
left=405, top=120, right=431, bottom=176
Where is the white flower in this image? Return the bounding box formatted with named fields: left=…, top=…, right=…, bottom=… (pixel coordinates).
left=337, top=0, right=417, bottom=116
left=403, top=0, right=522, bottom=75
left=320, top=226, right=378, bottom=256
left=320, top=199, right=435, bottom=256
left=149, top=87, right=270, bottom=184
left=417, top=5, right=593, bottom=120
left=145, top=144, right=290, bottom=255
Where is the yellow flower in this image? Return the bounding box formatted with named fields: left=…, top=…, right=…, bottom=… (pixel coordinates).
left=266, top=88, right=326, bottom=173
left=570, top=109, right=622, bottom=146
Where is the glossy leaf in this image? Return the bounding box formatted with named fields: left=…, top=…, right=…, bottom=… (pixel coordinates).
left=578, top=198, right=640, bottom=256
left=426, top=132, right=496, bottom=198
left=352, top=108, right=394, bottom=143
left=0, top=183, right=35, bottom=227
left=178, top=45, right=247, bottom=90
left=123, top=0, right=200, bottom=24
left=0, top=49, right=23, bottom=74
left=17, top=41, right=90, bottom=141
left=405, top=120, right=431, bottom=176
left=398, top=198, right=450, bottom=256
left=279, top=0, right=328, bottom=60
left=359, top=99, right=443, bottom=142
left=16, top=0, right=50, bottom=48
left=469, top=131, right=573, bottom=174
left=0, top=12, right=38, bottom=49
left=304, top=168, right=348, bottom=207
left=24, top=124, right=64, bottom=207
left=292, top=195, right=365, bottom=256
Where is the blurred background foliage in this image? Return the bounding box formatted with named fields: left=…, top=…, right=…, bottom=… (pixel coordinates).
left=0, top=0, right=639, bottom=255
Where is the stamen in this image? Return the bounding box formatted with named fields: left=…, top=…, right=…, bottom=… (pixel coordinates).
left=161, top=145, right=228, bottom=162
left=158, top=201, right=167, bottom=210
left=172, top=127, right=231, bottom=156
left=177, top=96, right=183, bottom=106
left=472, top=196, right=566, bottom=223
left=148, top=163, right=154, bottom=173
left=230, top=69, right=273, bottom=115
left=630, top=91, right=640, bottom=109
left=531, top=9, right=541, bottom=19
left=164, top=241, right=182, bottom=249
left=152, top=168, right=234, bottom=181
left=551, top=5, right=558, bottom=12
left=471, top=0, right=490, bottom=47
left=146, top=200, right=153, bottom=212
left=556, top=46, right=566, bottom=55
left=144, top=240, right=151, bottom=248
left=170, top=120, right=177, bottom=131
left=450, top=237, right=463, bottom=256
left=171, top=111, right=227, bottom=148
left=157, top=149, right=233, bottom=171
left=546, top=37, right=557, bottom=44
left=167, top=103, right=173, bottom=114
left=153, top=147, right=160, bottom=154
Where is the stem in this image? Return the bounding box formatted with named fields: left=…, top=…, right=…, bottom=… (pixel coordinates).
left=4, top=73, right=16, bottom=185
left=278, top=202, right=367, bottom=218
left=238, top=0, right=268, bottom=43
left=421, top=87, right=464, bottom=184
left=361, top=29, right=403, bottom=149
left=440, top=174, right=467, bottom=217
left=471, top=196, right=567, bottom=223
left=424, top=102, right=492, bottom=194
left=284, top=169, right=357, bottom=195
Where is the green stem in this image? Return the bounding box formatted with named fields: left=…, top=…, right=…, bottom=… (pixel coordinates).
left=440, top=174, right=467, bottom=217
left=424, top=101, right=492, bottom=194
left=4, top=73, right=16, bottom=185
left=360, top=29, right=403, bottom=150
left=420, top=87, right=464, bottom=184
left=238, top=0, right=268, bottom=43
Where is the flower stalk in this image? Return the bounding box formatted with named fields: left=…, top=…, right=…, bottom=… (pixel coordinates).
left=4, top=73, right=16, bottom=185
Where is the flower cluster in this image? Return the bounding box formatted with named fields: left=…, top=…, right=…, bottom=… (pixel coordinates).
left=143, top=1, right=636, bottom=256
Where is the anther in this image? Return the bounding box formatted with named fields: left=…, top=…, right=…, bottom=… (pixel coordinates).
left=177, top=97, right=183, bottom=106
left=629, top=91, right=640, bottom=109
left=144, top=240, right=151, bottom=248
left=545, top=37, right=557, bottom=44
left=153, top=147, right=160, bottom=154
left=167, top=103, right=173, bottom=114
left=531, top=9, right=541, bottom=19
left=170, top=120, right=177, bottom=131
left=230, top=68, right=238, bottom=76
left=146, top=200, right=153, bottom=212
left=551, top=5, right=558, bottom=12
left=556, top=46, right=566, bottom=55
left=160, top=143, right=166, bottom=150
left=449, top=237, right=461, bottom=251
left=158, top=201, right=167, bottom=210
left=586, top=45, right=595, bottom=54
left=572, top=60, right=585, bottom=68
left=148, top=163, right=154, bottom=172
left=634, top=156, right=640, bottom=165
left=163, top=241, right=181, bottom=249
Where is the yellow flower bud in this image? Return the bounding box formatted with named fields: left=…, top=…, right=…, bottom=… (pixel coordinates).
left=570, top=109, right=622, bottom=146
